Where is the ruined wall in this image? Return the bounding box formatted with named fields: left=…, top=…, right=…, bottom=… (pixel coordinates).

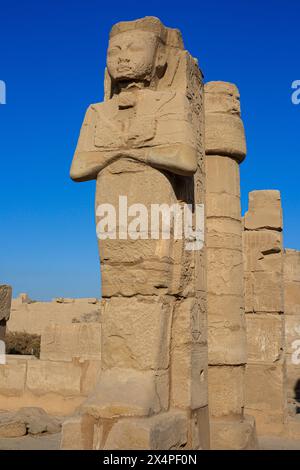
left=8, top=296, right=100, bottom=335
left=243, top=190, right=287, bottom=435
left=0, top=285, right=12, bottom=341
left=0, top=323, right=101, bottom=415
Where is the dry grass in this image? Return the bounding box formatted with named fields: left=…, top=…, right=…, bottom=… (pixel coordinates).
left=5, top=332, right=41, bottom=358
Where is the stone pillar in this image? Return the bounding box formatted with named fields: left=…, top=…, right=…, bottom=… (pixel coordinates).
left=284, top=249, right=300, bottom=435
left=244, top=190, right=287, bottom=436
left=0, top=285, right=12, bottom=342
left=205, top=82, right=257, bottom=449
left=62, top=17, right=209, bottom=450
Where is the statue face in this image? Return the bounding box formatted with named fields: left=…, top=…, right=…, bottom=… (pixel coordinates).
left=107, top=31, right=158, bottom=82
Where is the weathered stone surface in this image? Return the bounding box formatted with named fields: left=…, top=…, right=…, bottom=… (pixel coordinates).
left=205, top=82, right=246, bottom=162
left=285, top=315, right=300, bottom=356
left=61, top=414, right=95, bottom=450
left=15, top=407, right=61, bottom=434
left=83, top=368, right=169, bottom=419
left=244, top=190, right=282, bottom=231
left=207, top=248, right=244, bottom=297
left=206, top=155, right=241, bottom=197
left=101, top=296, right=173, bottom=370
left=26, top=361, right=82, bottom=396
left=0, top=416, right=26, bottom=438
left=40, top=323, right=102, bottom=362
left=101, top=412, right=188, bottom=450
left=243, top=230, right=282, bottom=272
left=284, top=249, right=300, bottom=315
left=246, top=315, right=284, bottom=363
left=245, top=363, right=286, bottom=417
left=0, top=285, right=12, bottom=322
left=0, top=362, right=26, bottom=396
left=8, top=297, right=101, bottom=335
left=170, top=343, right=207, bottom=410
left=210, top=415, right=258, bottom=450
left=208, top=366, right=245, bottom=418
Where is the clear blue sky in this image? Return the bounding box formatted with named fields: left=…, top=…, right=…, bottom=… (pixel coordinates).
left=0, top=0, right=299, bottom=300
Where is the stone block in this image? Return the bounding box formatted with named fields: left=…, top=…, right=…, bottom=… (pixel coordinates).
left=82, top=368, right=169, bottom=419
left=26, top=360, right=82, bottom=396
left=170, top=343, right=207, bottom=410
left=208, top=365, right=244, bottom=418
left=101, top=411, right=188, bottom=450
left=205, top=113, right=246, bottom=162
left=206, top=155, right=240, bottom=197
left=205, top=81, right=241, bottom=115
left=61, top=414, right=95, bottom=450
left=245, top=271, right=284, bottom=313
left=244, top=190, right=282, bottom=231
left=246, top=315, right=284, bottom=363
left=101, top=296, right=173, bottom=370
left=40, top=323, right=102, bottom=362
left=207, top=218, right=242, bottom=251
left=285, top=315, right=300, bottom=356
left=243, top=230, right=282, bottom=272
left=207, top=248, right=243, bottom=297
left=0, top=362, right=26, bottom=396
left=210, top=415, right=258, bottom=450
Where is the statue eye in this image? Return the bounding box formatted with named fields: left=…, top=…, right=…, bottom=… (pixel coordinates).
left=108, top=47, right=121, bottom=56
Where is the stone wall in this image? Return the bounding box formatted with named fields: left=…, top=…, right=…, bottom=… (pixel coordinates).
left=243, top=190, right=287, bottom=435
left=0, top=323, right=101, bottom=415
left=8, top=295, right=100, bottom=335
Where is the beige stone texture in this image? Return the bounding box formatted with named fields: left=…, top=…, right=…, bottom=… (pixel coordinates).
left=61, top=415, right=96, bottom=450
left=101, top=296, right=173, bottom=370
left=210, top=415, right=258, bottom=450
left=26, top=360, right=82, bottom=396
left=246, top=315, right=284, bottom=363
left=245, top=270, right=284, bottom=313
left=244, top=190, right=283, bottom=231
left=0, top=285, right=12, bottom=322
left=208, top=366, right=245, bottom=418
left=205, top=82, right=246, bottom=162
left=284, top=249, right=300, bottom=315
left=8, top=297, right=101, bottom=335
left=83, top=368, right=169, bottom=419
left=40, top=323, right=102, bottom=362
left=0, top=419, right=26, bottom=438
left=245, top=362, right=287, bottom=434
left=0, top=362, right=26, bottom=396
left=101, top=412, right=188, bottom=450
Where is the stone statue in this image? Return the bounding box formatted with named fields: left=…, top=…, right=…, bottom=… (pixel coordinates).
left=63, top=17, right=208, bottom=450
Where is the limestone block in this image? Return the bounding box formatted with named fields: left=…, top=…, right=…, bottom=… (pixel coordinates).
left=61, top=414, right=95, bottom=450
left=81, top=360, right=102, bottom=395
left=205, top=81, right=241, bottom=115
left=0, top=362, right=26, bottom=396
left=208, top=313, right=247, bottom=365
left=101, top=296, right=173, bottom=370
left=0, top=285, right=12, bottom=321
left=252, top=271, right=284, bottom=313
left=170, top=343, right=207, bottom=410
left=245, top=362, right=286, bottom=415
left=101, top=411, right=188, bottom=450
left=210, top=415, right=258, bottom=450
left=285, top=315, right=300, bottom=356
left=246, top=315, right=284, bottom=363
left=40, top=323, right=102, bottom=362
left=207, top=248, right=244, bottom=297
left=207, top=218, right=242, bottom=251
left=205, top=114, right=246, bottom=162
left=205, top=156, right=240, bottom=197
left=284, top=249, right=300, bottom=315
left=208, top=366, right=245, bottom=418
left=26, top=360, right=82, bottom=396
left=206, top=192, right=241, bottom=220
left=244, top=190, right=282, bottom=231
left=243, top=230, right=282, bottom=272
left=82, top=368, right=169, bottom=419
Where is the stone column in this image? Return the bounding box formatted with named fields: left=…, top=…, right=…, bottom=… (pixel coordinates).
left=0, top=285, right=12, bottom=342
left=62, top=17, right=209, bottom=450
left=284, top=249, right=300, bottom=425
left=244, top=190, right=287, bottom=436
left=205, top=82, right=257, bottom=449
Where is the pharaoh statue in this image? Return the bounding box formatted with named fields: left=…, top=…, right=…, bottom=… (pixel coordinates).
left=63, top=17, right=208, bottom=450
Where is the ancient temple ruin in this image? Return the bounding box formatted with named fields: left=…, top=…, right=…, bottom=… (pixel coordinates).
left=0, top=16, right=300, bottom=450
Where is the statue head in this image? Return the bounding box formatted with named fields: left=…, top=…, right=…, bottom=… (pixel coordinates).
left=106, top=17, right=184, bottom=93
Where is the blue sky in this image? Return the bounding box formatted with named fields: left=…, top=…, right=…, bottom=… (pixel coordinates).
left=0, top=0, right=299, bottom=300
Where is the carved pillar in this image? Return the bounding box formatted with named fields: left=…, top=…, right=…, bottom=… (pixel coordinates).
left=244, top=190, right=287, bottom=436
left=62, top=17, right=209, bottom=450
left=205, top=82, right=257, bottom=449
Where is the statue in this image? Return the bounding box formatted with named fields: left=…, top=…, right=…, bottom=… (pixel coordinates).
left=63, top=17, right=209, bottom=450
